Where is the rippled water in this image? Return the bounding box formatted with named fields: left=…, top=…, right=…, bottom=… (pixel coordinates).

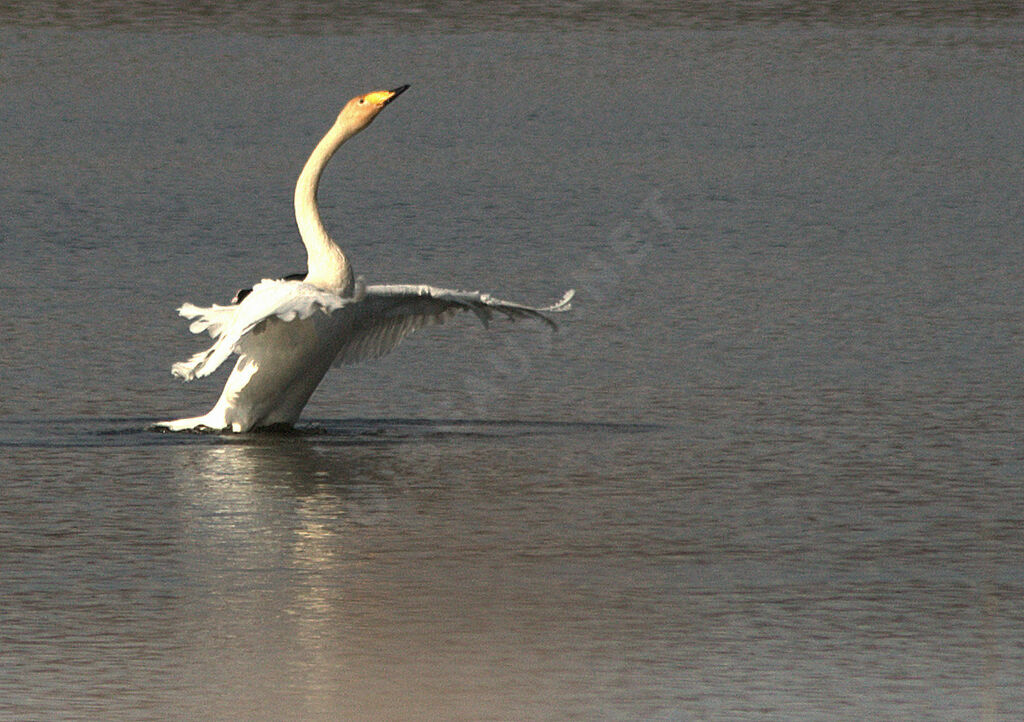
left=2, top=5, right=1023, bottom=719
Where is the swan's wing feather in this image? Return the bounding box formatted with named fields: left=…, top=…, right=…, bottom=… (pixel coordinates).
left=232, top=273, right=305, bottom=304
left=171, top=280, right=573, bottom=378
left=332, top=284, right=573, bottom=366
left=171, top=279, right=351, bottom=380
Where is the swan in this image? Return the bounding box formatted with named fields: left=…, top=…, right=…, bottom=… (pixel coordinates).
left=156, top=85, right=573, bottom=432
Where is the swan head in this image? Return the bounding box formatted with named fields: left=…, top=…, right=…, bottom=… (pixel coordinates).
left=339, top=84, right=409, bottom=128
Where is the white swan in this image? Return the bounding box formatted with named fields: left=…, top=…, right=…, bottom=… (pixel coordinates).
left=157, top=85, right=573, bottom=432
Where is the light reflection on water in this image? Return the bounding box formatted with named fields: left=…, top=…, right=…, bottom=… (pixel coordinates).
left=3, top=414, right=1021, bottom=718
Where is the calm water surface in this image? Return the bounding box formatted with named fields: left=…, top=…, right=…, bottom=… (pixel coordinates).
left=1, top=5, right=1023, bottom=719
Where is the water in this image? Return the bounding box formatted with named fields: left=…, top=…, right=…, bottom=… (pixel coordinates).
left=2, top=5, right=1023, bottom=719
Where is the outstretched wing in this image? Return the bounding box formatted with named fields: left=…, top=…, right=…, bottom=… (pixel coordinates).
left=331, top=284, right=574, bottom=366
left=171, top=278, right=358, bottom=380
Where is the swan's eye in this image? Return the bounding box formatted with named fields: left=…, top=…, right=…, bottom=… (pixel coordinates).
left=359, top=98, right=365, bottom=104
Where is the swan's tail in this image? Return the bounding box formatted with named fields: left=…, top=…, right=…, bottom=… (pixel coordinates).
left=152, top=414, right=220, bottom=432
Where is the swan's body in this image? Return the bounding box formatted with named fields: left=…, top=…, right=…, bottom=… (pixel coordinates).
left=157, top=85, right=572, bottom=432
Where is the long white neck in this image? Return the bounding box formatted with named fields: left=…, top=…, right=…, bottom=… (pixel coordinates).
left=294, top=115, right=362, bottom=295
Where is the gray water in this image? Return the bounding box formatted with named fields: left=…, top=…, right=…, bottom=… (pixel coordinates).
left=2, top=4, right=1023, bottom=719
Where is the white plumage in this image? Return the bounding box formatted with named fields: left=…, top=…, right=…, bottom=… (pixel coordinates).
left=157, top=85, right=572, bottom=432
